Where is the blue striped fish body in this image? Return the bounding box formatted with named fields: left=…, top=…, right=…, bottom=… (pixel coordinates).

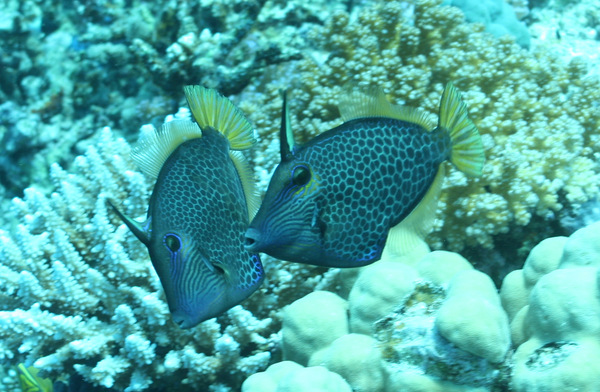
left=246, top=84, right=484, bottom=267
left=147, top=128, right=262, bottom=327
left=110, top=86, right=263, bottom=328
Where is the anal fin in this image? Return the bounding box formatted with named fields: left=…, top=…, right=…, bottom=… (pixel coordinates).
left=382, top=165, right=445, bottom=262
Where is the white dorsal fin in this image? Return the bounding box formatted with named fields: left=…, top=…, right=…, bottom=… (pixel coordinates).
left=131, top=120, right=202, bottom=179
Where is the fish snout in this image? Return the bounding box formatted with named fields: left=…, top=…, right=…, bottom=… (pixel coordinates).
left=244, top=227, right=263, bottom=252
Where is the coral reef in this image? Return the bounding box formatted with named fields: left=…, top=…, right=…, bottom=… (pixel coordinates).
left=281, top=291, right=348, bottom=366
left=262, top=221, right=600, bottom=391
left=529, top=0, right=600, bottom=77
left=1, top=0, right=600, bottom=390
left=241, top=0, right=600, bottom=259
left=276, top=235, right=512, bottom=391
left=3, top=0, right=598, bottom=258
left=444, top=0, right=530, bottom=47
left=0, top=0, right=316, bottom=200
left=242, top=361, right=352, bottom=392
left=0, top=128, right=280, bottom=391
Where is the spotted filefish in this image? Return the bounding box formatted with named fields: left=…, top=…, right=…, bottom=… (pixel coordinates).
left=110, top=86, right=263, bottom=328
left=245, top=83, right=484, bottom=267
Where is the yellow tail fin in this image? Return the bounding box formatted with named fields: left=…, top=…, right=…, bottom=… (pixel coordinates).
left=184, top=85, right=256, bottom=150
left=439, top=83, right=485, bottom=177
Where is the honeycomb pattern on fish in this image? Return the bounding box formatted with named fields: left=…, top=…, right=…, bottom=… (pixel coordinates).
left=155, top=129, right=263, bottom=289
left=300, top=117, right=451, bottom=264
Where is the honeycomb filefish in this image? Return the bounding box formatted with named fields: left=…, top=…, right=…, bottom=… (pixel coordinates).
left=110, top=86, right=263, bottom=328
left=245, top=83, right=484, bottom=267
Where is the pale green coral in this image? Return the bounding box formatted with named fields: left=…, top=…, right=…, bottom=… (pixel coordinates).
left=274, top=237, right=512, bottom=391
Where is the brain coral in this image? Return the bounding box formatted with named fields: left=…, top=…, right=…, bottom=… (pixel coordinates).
left=242, top=0, right=600, bottom=255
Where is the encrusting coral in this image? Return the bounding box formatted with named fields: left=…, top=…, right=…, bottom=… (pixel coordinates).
left=276, top=235, right=512, bottom=391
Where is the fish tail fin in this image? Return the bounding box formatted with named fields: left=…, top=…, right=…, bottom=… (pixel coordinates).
left=184, top=85, right=257, bottom=150
left=439, top=83, right=485, bottom=177
left=17, top=363, right=53, bottom=392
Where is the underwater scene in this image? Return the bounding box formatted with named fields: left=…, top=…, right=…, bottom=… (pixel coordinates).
left=1, top=0, right=600, bottom=391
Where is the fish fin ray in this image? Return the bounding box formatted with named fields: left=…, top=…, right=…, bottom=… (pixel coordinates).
left=339, top=86, right=436, bottom=130
left=184, top=85, right=256, bottom=150
left=17, top=364, right=53, bottom=392
left=132, top=120, right=202, bottom=179
left=384, top=165, right=444, bottom=257
left=439, top=83, right=485, bottom=177
left=228, top=151, right=261, bottom=221
left=107, top=199, right=151, bottom=245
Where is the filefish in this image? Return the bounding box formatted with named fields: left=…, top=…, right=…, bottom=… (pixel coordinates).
left=245, top=83, right=484, bottom=267
left=17, top=363, right=53, bottom=392
left=110, top=86, right=263, bottom=328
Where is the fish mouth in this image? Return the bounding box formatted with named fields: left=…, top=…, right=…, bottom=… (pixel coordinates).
left=244, top=227, right=263, bottom=252
left=172, top=311, right=196, bottom=329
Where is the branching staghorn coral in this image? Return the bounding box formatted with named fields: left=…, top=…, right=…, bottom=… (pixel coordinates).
left=0, top=128, right=282, bottom=391
left=243, top=0, right=600, bottom=253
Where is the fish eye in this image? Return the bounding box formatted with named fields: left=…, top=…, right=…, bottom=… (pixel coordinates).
left=164, top=234, right=181, bottom=252
left=291, top=165, right=311, bottom=186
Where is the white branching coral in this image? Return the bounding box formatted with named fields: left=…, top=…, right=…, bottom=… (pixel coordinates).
left=0, top=127, right=277, bottom=391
